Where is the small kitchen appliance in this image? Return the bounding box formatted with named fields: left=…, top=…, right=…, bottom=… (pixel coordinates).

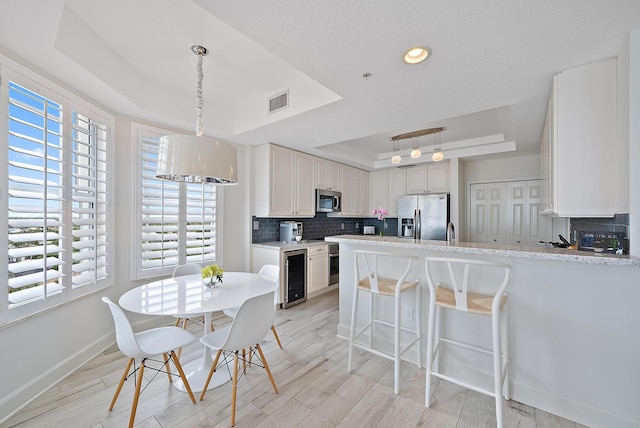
left=363, top=225, right=375, bottom=235
left=280, top=221, right=302, bottom=243
left=316, top=189, right=342, bottom=213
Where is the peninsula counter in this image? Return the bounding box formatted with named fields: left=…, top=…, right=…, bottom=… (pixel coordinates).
left=326, top=234, right=639, bottom=428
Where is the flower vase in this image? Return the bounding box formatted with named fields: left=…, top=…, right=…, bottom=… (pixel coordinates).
left=379, top=220, right=386, bottom=236
left=203, top=277, right=219, bottom=288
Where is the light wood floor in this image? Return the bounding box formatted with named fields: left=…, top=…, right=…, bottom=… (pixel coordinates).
left=6, top=288, right=587, bottom=428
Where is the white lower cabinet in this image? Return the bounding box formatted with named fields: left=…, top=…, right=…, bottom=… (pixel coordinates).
left=307, top=245, right=328, bottom=295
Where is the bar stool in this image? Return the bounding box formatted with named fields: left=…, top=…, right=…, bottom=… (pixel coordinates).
left=347, top=250, right=421, bottom=394
left=424, top=257, right=511, bottom=428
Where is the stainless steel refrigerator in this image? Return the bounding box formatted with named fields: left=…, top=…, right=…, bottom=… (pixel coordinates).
left=398, top=194, right=450, bottom=240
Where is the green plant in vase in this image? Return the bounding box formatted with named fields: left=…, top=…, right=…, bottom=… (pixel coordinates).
left=201, top=264, right=224, bottom=287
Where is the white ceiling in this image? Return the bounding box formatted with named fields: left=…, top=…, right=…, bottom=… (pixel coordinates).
left=1, top=0, right=639, bottom=170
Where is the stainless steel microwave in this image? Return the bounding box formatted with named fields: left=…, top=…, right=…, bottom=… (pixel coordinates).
left=316, top=189, right=341, bottom=213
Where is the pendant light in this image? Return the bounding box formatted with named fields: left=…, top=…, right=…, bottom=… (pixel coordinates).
left=432, top=131, right=444, bottom=162
left=156, top=45, right=238, bottom=184
left=391, top=138, right=401, bottom=164
left=410, top=136, right=422, bottom=159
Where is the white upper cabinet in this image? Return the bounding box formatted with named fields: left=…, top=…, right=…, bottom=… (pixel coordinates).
left=315, top=158, right=341, bottom=191
left=329, top=165, right=369, bottom=217
left=254, top=144, right=315, bottom=217
left=370, top=170, right=389, bottom=215
left=542, top=58, right=618, bottom=217
left=387, top=169, right=406, bottom=217
left=405, top=163, right=450, bottom=194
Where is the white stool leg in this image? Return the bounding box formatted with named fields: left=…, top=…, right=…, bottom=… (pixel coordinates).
left=425, top=292, right=436, bottom=407
left=394, top=291, right=401, bottom=394
left=492, top=308, right=504, bottom=428
left=503, top=299, right=510, bottom=399
left=415, top=285, right=422, bottom=368
left=347, top=287, right=360, bottom=373
left=368, top=292, right=374, bottom=348
left=433, top=305, right=442, bottom=374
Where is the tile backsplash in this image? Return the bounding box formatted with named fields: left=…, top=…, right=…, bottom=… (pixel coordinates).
left=252, top=213, right=397, bottom=243
left=570, top=213, right=630, bottom=253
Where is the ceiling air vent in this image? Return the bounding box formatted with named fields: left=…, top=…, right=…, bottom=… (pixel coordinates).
left=268, top=90, right=289, bottom=114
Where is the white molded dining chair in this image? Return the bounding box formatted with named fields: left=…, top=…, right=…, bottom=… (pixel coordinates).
left=171, top=264, right=215, bottom=334
left=102, top=297, right=197, bottom=428
left=223, top=264, right=283, bottom=349
left=199, top=292, right=279, bottom=427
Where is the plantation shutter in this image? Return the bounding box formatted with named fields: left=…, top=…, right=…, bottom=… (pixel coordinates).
left=7, top=81, right=66, bottom=306
left=140, top=135, right=181, bottom=270
left=70, top=111, right=109, bottom=288
left=185, top=183, right=216, bottom=264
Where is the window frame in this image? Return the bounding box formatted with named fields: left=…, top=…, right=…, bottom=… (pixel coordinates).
left=130, top=122, right=223, bottom=281
left=1, top=62, right=114, bottom=326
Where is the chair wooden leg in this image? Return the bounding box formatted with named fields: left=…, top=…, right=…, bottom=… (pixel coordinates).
left=231, top=352, right=239, bottom=427
left=170, top=351, right=196, bottom=404
left=181, top=318, right=188, bottom=329
left=175, top=318, right=181, bottom=327
left=163, top=353, right=172, bottom=382
left=110, top=358, right=133, bottom=411
left=242, top=349, right=247, bottom=374
left=129, top=360, right=145, bottom=428
left=200, top=350, right=222, bottom=401
left=271, top=325, right=283, bottom=349
left=256, top=344, right=278, bottom=394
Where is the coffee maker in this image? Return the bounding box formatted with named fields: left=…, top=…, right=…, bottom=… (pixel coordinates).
left=280, top=221, right=303, bottom=242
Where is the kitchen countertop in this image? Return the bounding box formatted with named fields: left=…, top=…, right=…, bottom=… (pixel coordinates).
left=252, top=240, right=329, bottom=251
left=325, top=234, right=639, bottom=266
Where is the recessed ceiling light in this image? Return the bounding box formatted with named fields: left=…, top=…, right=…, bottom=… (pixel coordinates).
left=402, top=46, right=431, bottom=64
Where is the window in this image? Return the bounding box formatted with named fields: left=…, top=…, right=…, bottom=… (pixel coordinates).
left=2, top=67, right=113, bottom=325
left=132, top=123, right=220, bottom=280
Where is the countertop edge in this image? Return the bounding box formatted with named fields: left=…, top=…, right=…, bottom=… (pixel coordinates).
left=252, top=240, right=329, bottom=251
left=324, top=235, right=639, bottom=267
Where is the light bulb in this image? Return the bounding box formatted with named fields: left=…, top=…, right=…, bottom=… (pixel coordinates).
left=432, top=150, right=444, bottom=162
left=410, top=148, right=422, bottom=159
left=391, top=154, right=402, bottom=164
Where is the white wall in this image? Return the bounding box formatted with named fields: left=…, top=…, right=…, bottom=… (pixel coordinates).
left=463, top=153, right=541, bottom=183
left=628, top=30, right=640, bottom=256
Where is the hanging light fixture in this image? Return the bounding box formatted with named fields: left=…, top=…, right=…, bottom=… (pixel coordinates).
left=156, top=45, right=238, bottom=184
left=391, top=126, right=444, bottom=164
left=391, top=138, right=401, bottom=164
left=432, top=130, right=444, bottom=162
left=410, top=136, right=422, bottom=159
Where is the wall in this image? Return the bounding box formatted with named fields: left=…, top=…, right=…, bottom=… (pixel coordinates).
left=628, top=30, right=640, bottom=256
left=251, top=214, right=398, bottom=243
left=463, top=153, right=541, bottom=184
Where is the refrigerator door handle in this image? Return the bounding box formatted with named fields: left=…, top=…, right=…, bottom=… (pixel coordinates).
left=415, top=209, right=420, bottom=239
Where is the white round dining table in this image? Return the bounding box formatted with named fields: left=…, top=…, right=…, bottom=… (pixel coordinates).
left=119, top=271, right=277, bottom=392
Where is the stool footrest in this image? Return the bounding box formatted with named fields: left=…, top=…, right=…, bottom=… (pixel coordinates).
left=439, top=337, right=494, bottom=357
left=430, top=371, right=503, bottom=399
